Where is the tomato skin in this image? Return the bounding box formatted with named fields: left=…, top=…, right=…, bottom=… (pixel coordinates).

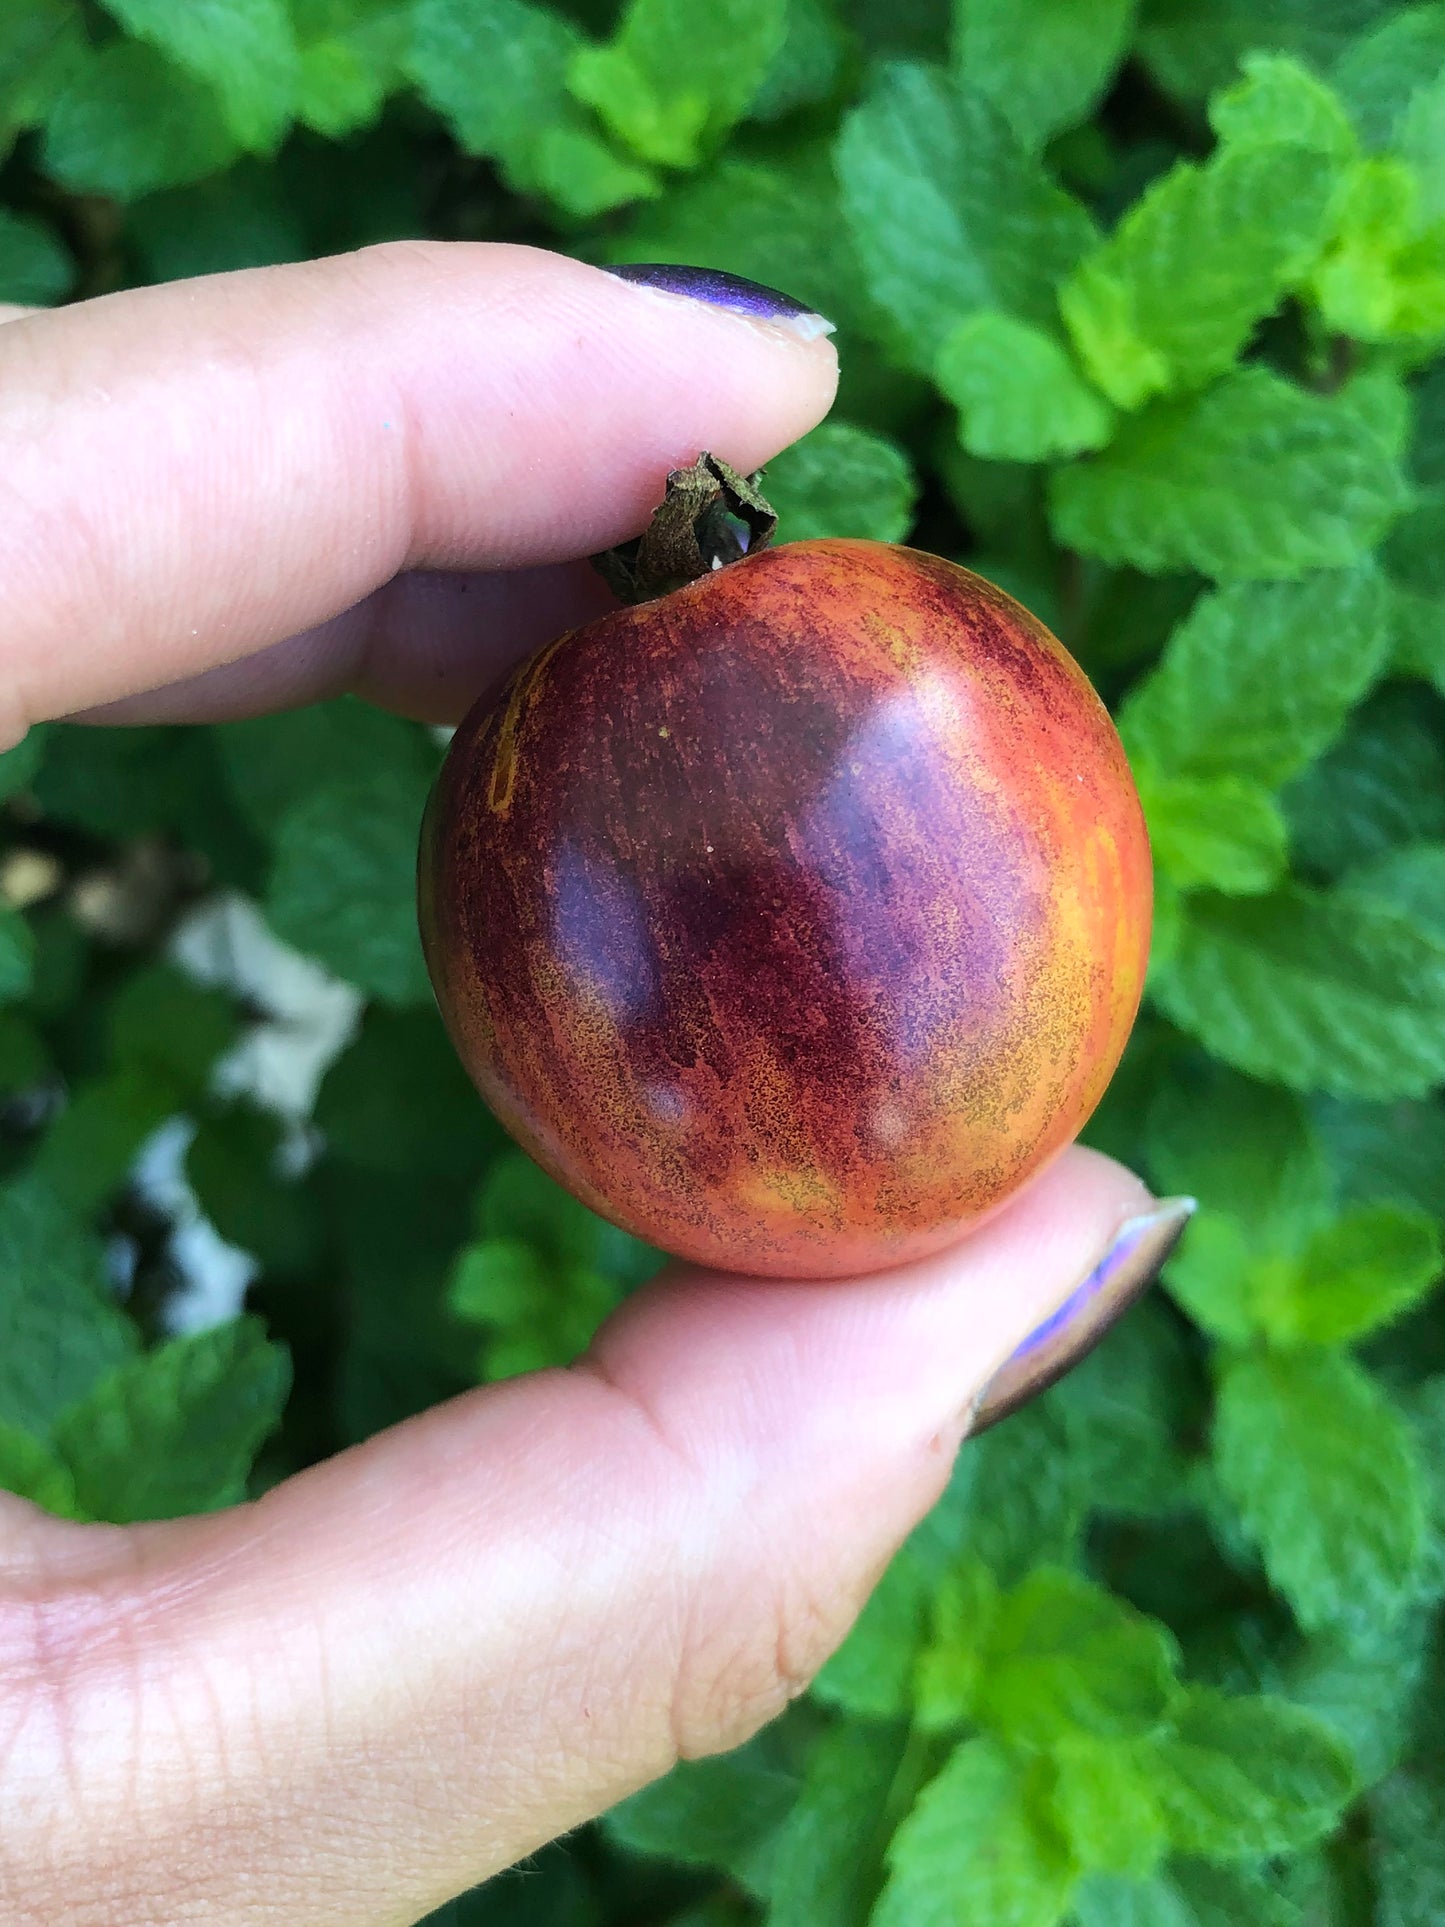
left=420, top=539, right=1152, bottom=1278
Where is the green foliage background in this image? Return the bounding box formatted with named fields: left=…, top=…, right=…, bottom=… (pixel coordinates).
left=4, top=0, right=1445, bottom=1921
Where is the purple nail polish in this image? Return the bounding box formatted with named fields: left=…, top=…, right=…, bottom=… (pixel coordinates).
left=968, top=1197, right=1197, bottom=1436
left=602, top=263, right=836, bottom=340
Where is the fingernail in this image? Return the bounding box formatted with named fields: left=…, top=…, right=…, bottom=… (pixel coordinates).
left=602, top=263, right=836, bottom=342
left=967, top=1197, right=1197, bottom=1437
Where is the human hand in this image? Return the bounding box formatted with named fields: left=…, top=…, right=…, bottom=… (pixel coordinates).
left=0, top=244, right=1187, bottom=1926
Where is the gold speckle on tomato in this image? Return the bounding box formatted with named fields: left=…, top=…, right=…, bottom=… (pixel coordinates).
left=419, top=539, right=1152, bottom=1278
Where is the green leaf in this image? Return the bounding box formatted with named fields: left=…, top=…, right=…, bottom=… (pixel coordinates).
left=935, top=311, right=1114, bottom=462
left=1148, top=1065, right=1332, bottom=1237
left=1147, top=1686, right=1356, bottom=1861
left=187, top=1101, right=322, bottom=1278
left=568, top=0, right=787, bottom=169
left=1371, top=1762, right=1445, bottom=1927
left=265, top=770, right=434, bottom=1005
left=28, top=1066, right=182, bottom=1214
left=1284, top=1606, right=1435, bottom=1783
left=0, top=207, right=69, bottom=303
left=1050, top=1743, right=1168, bottom=1880
left=97, top=0, right=299, bottom=151
left=1169, top=1860, right=1305, bottom=1927
left=1137, top=770, right=1289, bottom=897
left=55, top=1316, right=291, bottom=1523
left=1314, top=1093, right=1445, bottom=1220
left=315, top=1004, right=505, bottom=1184
left=1283, top=687, right=1445, bottom=880
left=1153, top=882, right=1445, bottom=1100
left=811, top=1538, right=935, bottom=1719
left=0, top=1421, right=79, bottom=1515
left=109, top=963, right=238, bottom=1094
left=292, top=0, right=412, bottom=138
left=0, top=727, right=47, bottom=802
left=448, top=1237, right=622, bottom=1378
left=1060, top=144, right=1340, bottom=411
left=768, top=1717, right=910, bottom=1927
left=950, top=0, right=1136, bottom=152
left=764, top=421, right=918, bottom=541
left=1160, top=1212, right=1268, bottom=1347
left=213, top=698, right=439, bottom=838
left=1333, top=4, right=1445, bottom=154
left=1281, top=1203, right=1441, bottom=1344
left=975, top=1567, right=1181, bottom=1751
left=42, top=37, right=239, bottom=200
left=1312, top=157, right=1445, bottom=343
left=0, top=902, right=35, bottom=1006
left=836, top=60, right=1095, bottom=371
left=604, top=1729, right=800, bottom=1896
left=408, top=0, right=656, bottom=218
left=1214, top=1347, right=1428, bottom=1633
left=0, top=1177, right=138, bottom=1439
left=1209, top=51, right=1359, bottom=158
left=476, top=1149, right=661, bottom=1285
left=873, top=1737, right=1075, bottom=1927
left=913, top=1556, right=1002, bottom=1732
left=1050, top=368, right=1412, bottom=580
left=1118, top=569, right=1390, bottom=789
left=1071, top=1871, right=1195, bottom=1927
left=1137, top=0, right=1387, bottom=107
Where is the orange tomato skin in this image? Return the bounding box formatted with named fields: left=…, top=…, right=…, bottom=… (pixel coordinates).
left=420, top=540, right=1152, bottom=1278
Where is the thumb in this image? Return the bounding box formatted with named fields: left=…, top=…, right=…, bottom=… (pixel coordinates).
left=2, top=1147, right=1175, bottom=1927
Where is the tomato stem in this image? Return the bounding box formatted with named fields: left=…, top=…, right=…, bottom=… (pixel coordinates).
left=591, top=451, right=778, bottom=605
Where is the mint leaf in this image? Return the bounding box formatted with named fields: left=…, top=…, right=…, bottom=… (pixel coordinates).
left=1154, top=882, right=1445, bottom=1100
left=0, top=728, right=46, bottom=802
left=1280, top=1204, right=1442, bottom=1344
left=1050, top=369, right=1411, bottom=580
left=936, top=311, right=1114, bottom=462
left=1137, top=771, right=1288, bottom=897
left=1169, top=1860, right=1305, bottom=1927
left=1209, top=52, right=1359, bottom=158
left=748, top=0, right=849, bottom=124
left=950, top=0, right=1135, bottom=152
left=97, top=0, right=298, bottom=150
left=1314, top=1093, right=1445, bottom=1220
left=1284, top=688, right=1445, bottom=881
left=476, top=1149, right=661, bottom=1285
left=764, top=421, right=918, bottom=541
left=315, top=1004, right=505, bottom=1183
left=836, top=61, right=1095, bottom=370
left=1285, top=1607, right=1435, bottom=1784
left=0, top=1177, right=138, bottom=1438
left=1333, top=5, right=1445, bottom=153
left=1147, top=1065, right=1332, bottom=1236
left=29, top=1066, right=183, bottom=1214
left=1119, top=569, right=1390, bottom=789
left=293, top=0, right=413, bottom=138
left=42, top=39, right=238, bottom=200
left=604, top=1728, right=800, bottom=1896
left=1214, top=1347, right=1427, bottom=1633
left=1138, top=0, right=1386, bottom=107
left=1050, top=1742, right=1168, bottom=1880
left=1060, top=144, right=1339, bottom=411
left=1071, top=1872, right=1195, bottom=1927
left=214, top=698, right=438, bottom=838
left=449, top=1238, right=621, bottom=1378
left=187, top=1100, right=321, bottom=1279
left=811, top=1539, right=935, bottom=1719
left=408, top=0, right=655, bottom=218
left=265, top=769, right=434, bottom=1005
left=1312, top=157, right=1445, bottom=343
left=1160, top=1212, right=1266, bottom=1347
left=0, top=1421, right=79, bottom=1515
left=873, top=1737, right=1075, bottom=1927
left=768, top=1718, right=909, bottom=1927
left=1148, top=1686, right=1356, bottom=1860
left=568, top=0, right=787, bottom=170
left=0, top=207, right=69, bottom=302
left=975, top=1567, right=1181, bottom=1751
left=914, top=1557, right=1001, bottom=1733
left=0, top=902, right=35, bottom=1005
left=55, top=1316, right=291, bottom=1523
left=110, top=963, right=238, bottom=1094
left=1371, top=1762, right=1445, bottom=1927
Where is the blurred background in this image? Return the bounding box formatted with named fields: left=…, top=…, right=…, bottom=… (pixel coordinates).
left=4, top=3, right=1445, bottom=1924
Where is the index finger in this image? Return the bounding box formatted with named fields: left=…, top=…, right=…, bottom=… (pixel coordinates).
left=0, top=242, right=837, bottom=744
